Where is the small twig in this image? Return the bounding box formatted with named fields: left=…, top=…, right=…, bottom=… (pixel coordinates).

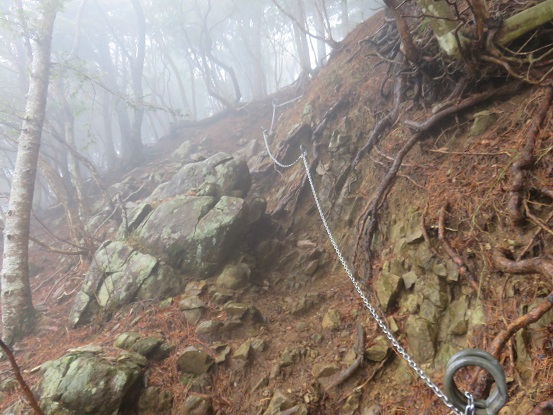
left=326, top=321, right=365, bottom=391
left=438, top=204, right=479, bottom=292
left=0, top=339, right=45, bottom=415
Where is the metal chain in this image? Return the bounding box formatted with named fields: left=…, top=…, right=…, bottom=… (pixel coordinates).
left=464, top=392, right=475, bottom=415
left=261, top=96, right=468, bottom=414
left=270, top=96, right=303, bottom=133
left=299, top=149, right=464, bottom=415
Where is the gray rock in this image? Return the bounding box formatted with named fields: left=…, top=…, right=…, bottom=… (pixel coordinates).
left=375, top=272, right=402, bottom=311
left=136, top=195, right=248, bottom=276
left=365, top=336, right=389, bottom=362
left=179, top=296, right=206, bottom=325
left=39, top=349, right=144, bottom=415
left=289, top=292, right=323, bottom=315
left=405, top=316, right=436, bottom=364
left=224, top=302, right=263, bottom=323
left=448, top=296, right=469, bottom=335
left=150, top=152, right=251, bottom=200
left=185, top=280, right=208, bottom=296
left=263, top=390, right=294, bottom=415
left=216, top=263, right=250, bottom=290
left=232, top=340, right=252, bottom=367
left=176, top=346, right=214, bottom=375
left=210, top=343, right=231, bottom=364
left=340, top=390, right=361, bottom=415
left=173, top=140, right=193, bottom=161
left=69, top=241, right=184, bottom=327
left=178, top=395, right=213, bottom=415
left=138, top=387, right=174, bottom=415
left=118, top=203, right=154, bottom=237
left=195, top=320, right=223, bottom=336
left=469, top=110, right=498, bottom=136
left=402, top=271, right=418, bottom=290
left=312, top=362, right=340, bottom=378
left=322, top=309, right=341, bottom=330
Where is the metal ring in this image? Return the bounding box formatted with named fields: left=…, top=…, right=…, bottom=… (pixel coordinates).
left=443, top=349, right=508, bottom=415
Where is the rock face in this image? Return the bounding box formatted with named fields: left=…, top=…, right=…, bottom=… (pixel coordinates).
left=149, top=152, right=251, bottom=200
left=135, top=195, right=248, bottom=276
left=69, top=241, right=184, bottom=327
left=38, top=348, right=145, bottom=415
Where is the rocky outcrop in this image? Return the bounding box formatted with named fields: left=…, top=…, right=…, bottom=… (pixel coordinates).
left=38, top=346, right=145, bottom=415
left=69, top=241, right=184, bottom=327
left=135, top=195, right=249, bottom=276
left=149, top=152, right=251, bottom=200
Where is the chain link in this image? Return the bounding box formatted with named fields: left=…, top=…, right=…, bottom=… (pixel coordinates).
left=464, top=392, right=475, bottom=415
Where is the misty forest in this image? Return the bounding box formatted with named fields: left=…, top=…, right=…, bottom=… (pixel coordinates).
left=1, top=0, right=553, bottom=414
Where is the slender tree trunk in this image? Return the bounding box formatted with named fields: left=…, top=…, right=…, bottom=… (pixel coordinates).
left=101, top=87, right=118, bottom=169
left=129, top=0, right=145, bottom=162
left=314, top=0, right=327, bottom=66
left=1, top=0, right=58, bottom=345
left=292, top=0, right=312, bottom=73
left=341, top=0, right=349, bottom=38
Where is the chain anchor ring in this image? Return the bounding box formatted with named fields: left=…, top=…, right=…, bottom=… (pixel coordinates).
left=444, top=349, right=508, bottom=415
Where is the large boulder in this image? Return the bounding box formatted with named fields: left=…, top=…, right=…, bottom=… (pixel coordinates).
left=135, top=195, right=248, bottom=276
left=69, top=241, right=184, bottom=327
left=149, top=152, right=251, bottom=200
left=38, top=347, right=145, bottom=415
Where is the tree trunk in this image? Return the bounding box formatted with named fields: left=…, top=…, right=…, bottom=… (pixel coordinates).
left=313, top=0, right=327, bottom=66
left=1, top=0, right=58, bottom=345
left=341, top=0, right=349, bottom=39
left=129, top=0, right=145, bottom=163
left=292, top=0, right=312, bottom=73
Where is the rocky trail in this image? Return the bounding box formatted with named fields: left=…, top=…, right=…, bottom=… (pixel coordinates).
left=1, top=11, right=553, bottom=415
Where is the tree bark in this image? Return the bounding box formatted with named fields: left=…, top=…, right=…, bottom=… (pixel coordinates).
left=496, top=0, right=553, bottom=45
left=1, top=0, right=58, bottom=345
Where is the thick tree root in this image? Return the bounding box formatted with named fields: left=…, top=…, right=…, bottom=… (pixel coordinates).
left=508, top=86, right=553, bottom=227
left=438, top=203, right=479, bottom=292
left=0, top=339, right=44, bottom=415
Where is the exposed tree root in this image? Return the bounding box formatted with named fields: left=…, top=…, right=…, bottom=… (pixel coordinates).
left=472, top=250, right=553, bottom=397
left=438, top=203, right=479, bottom=292
left=354, top=81, right=525, bottom=277
left=352, top=73, right=406, bottom=167
left=326, top=321, right=365, bottom=391
left=508, top=86, right=553, bottom=227
left=0, top=339, right=44, bottom=415
left=528, top=399, right=553, bottom=415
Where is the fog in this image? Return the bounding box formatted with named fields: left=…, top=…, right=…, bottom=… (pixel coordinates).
left=0, top=0, right=380, bottom=212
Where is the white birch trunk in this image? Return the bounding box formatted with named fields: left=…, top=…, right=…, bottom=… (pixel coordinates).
left=1, top=0, right=58, bottom=345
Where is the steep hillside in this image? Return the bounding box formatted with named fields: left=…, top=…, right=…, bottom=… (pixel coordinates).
left=1, top=11, right=553, bottom=415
